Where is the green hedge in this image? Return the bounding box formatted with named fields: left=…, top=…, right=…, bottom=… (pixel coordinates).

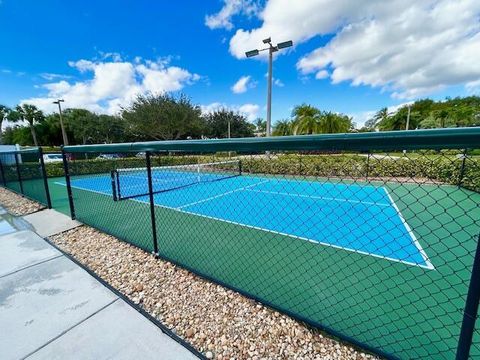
left=242, top=154, right=479, bottom=192
left=45, top=156, right=210, bottom=178
left=43, top=153, right=479, bottom=193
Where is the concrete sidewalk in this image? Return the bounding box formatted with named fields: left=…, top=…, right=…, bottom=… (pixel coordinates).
left=0, top=208, right=198, bottom=360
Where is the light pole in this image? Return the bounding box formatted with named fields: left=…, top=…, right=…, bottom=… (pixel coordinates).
left=53, top=99, right=68, bottom=145
left=246, top=38, right=293, bottom=137
left=406, top=104, right=412, bottom=131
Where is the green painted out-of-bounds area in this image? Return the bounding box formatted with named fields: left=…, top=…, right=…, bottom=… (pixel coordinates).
left=43, top=176, right=480, bottom=359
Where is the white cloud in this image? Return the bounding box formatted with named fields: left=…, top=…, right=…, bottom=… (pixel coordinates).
left=238, top=103, right=260, bottom=120
left=205, top=0, right=260, bottom=30
left=274, top=78, right=284, bottom=87
left=201, top=102, right=260, bottom=121
left=39, top=73, right=72, bottom=81
left=348, top=110, right=376, bottom=128
left=263, top=73, right=284, bottom=87
left=224, top=0, right=480, bottom=99
left=22, top=57, right=200, bottom=114
left=315, top=70, right=329, bottom=80
left=231, top=75, right=255, bottom=93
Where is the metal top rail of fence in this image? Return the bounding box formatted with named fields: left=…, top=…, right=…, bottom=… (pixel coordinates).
left=63, top=127, right=480, bottom=153
left=34, top=128, right=480, bottom=359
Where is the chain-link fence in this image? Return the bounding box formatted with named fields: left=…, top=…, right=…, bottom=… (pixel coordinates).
left=58, top=128, right=480, bottom=359
left=0, top=147, right=52, bottom=208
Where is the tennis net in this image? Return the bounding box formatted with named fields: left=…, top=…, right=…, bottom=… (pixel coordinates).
left=112, top=159, right=242, bottom=200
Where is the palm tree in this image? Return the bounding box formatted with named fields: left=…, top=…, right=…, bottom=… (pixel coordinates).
left=272, top=119, right=293, bottom=136
left=318, top=112, right=352, bottom=133
left=0, top=105, right=10, bottom=143
left=253, top=118, right=266, bottom=136
left=291, top=104, right=321, bottom=135
left=8, top=104, right=45, bottom=146
left=365, top=107, right=389, bottom=130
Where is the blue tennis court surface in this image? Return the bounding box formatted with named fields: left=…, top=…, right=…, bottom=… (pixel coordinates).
left=60, top=173, right=433, bottom=269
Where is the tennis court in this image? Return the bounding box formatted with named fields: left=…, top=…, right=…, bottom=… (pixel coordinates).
left=51, top=154, right=479, bottom=359
left=58, top=163, right=433, bottom=269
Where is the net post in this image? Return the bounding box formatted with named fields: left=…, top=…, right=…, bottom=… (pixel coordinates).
left=110, top=170, right=118, bottom=202
left=14, top=151, right=24, bottom=195
left=146, top=151, right=158, bottom=255
left=456, top=233, right=480, bottom=360
left=61, top=147, right=76, bottom=220
left=38, top=147, right=52, bottom=209
left=0, top=156, right=6, bottom=186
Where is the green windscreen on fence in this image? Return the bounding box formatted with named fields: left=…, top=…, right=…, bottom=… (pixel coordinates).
left=61, top=128, right=480, bottom=359
left=0, top=148, right=51, bottom=207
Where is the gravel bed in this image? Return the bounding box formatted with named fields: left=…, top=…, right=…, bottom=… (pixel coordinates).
left=0, top=187, right=44, bottom=215
left=50, top=226, right=378, bottom=360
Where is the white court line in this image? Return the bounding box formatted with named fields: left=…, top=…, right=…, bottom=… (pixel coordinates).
left=54, top=181, right=111, bottom=196
left=55, top=179, right=434, bottom=270
left=245, top=188, right=390, bottom=207
left=128, top=195, right=434, bottom=270
left=178, top=180, right=271, bottom=209
left=383, top=188, right=434, bottom=270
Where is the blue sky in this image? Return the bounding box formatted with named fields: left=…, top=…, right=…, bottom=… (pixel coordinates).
left=0, top=0, right=479, bottom=127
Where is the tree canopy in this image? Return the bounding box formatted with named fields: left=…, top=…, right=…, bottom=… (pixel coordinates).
left=203, top=109, right=254, bottom=138
left=272, top=104, right=353, bottom=136
left=122, top=93, right=204, bottom=141
left=365, top=96, right=480, bottom=131
left=8, top=104, right=45, bottom=146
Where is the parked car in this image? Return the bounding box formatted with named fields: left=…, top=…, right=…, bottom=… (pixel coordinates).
left=42, top=153, right=63, bottom=163
left=135, top=152, right=146, bottom=158
left=96, top=154, right=122, bottom=160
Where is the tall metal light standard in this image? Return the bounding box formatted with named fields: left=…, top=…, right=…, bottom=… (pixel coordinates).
left=405, top=103, right=412, bottom=130
left=53, top=99, right=68, bottom=145
left=246, top=38, right=293, bottom=137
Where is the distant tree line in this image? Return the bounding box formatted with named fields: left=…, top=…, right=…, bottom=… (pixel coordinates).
left=0, top=95, right=478, bottom=146
left=0, top=94, right=259, bottom=146
left=363, top=96, right=480, bottom=131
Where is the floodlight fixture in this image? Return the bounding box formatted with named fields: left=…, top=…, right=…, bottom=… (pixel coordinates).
left=245, top=49, right=260, bottom=58
left=245, top=38, right=293, bottom=137
left=277, top=40, right=293, bottom=49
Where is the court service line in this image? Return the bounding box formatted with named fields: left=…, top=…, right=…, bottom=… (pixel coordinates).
left=383, top=188, right=434, bottom=270
left=178, top=180, right=271, bottom=209
left=244, top=188, right=390, bottom=207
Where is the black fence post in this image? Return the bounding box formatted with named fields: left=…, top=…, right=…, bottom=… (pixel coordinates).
left=366, top=153, right=370, bottom=181
left=0, top=157, right=6, bottom=186
left=146, top=151, right=158, bottom=255
left=456, top=234, right=480, bottom=360
left=38, top=147, right=52, bottom=209
left=14, top=151, right=24, bottom=194
left=61, top=147, right=76, bottom=220
left=458, top=150, right=467, bottom=187
left=110, top=170, right=118, bottom=202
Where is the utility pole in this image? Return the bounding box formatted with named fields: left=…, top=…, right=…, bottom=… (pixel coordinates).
left=246, top=38, right=293, bottom=137
left=53, top=99, right=68, bottom=145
